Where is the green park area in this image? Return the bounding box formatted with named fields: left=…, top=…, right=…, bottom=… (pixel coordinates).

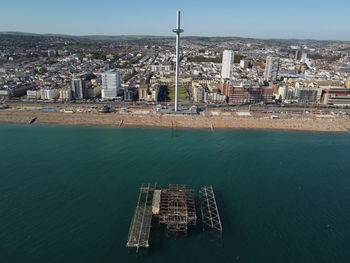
left=168, top=87, right=188, bottom=101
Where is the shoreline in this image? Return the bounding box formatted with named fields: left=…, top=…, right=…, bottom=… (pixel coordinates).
left=1, top=109, right=350, bottom=134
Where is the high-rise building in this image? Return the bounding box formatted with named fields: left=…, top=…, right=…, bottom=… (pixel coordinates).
left=221, top=50, right=236, bottom=79
left=301, top=52, right=308, bottom=62
left=71, top=78, right=86, bottom=100
left=295, top=50, right=302, bottom=60
left=101, top=70, right=121, bottom=99
left=264, top=56, right=280, bottom=82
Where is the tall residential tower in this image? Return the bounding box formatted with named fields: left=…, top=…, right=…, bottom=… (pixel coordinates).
left=264, top=56, right=280, bottom=82
left=221, top=50, right=235, bottom=79
left=101, top=70, right=121, bottom=99
left=71, top=78, right=85, bottom=100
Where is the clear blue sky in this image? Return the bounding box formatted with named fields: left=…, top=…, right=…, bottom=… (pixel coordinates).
left=1, top=0, right=349, bottom=40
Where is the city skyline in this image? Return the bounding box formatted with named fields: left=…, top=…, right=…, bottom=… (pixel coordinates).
left=1, top=0, right=350, bottom=41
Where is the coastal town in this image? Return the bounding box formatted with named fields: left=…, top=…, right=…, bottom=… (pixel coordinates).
left=2, top=2, right=350, bottom=262
left=1, top=32, right=350, bottom=132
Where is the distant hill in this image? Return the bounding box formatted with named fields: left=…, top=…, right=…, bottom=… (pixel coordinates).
left=0, top=32, right=171, bottom=42
left=0, top=31, right=345, bottom=43
left=79, top=35, right=170, bottom=41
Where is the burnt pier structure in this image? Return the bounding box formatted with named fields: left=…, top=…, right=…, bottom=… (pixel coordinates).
left=126, top=183, right=223, bottom=252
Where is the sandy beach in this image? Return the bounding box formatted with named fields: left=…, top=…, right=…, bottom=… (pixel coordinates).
left=1, top=108, right=350, bottom=133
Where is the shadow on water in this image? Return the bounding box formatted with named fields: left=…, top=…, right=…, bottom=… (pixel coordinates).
left=148, top=222, right=201, bottom=254
left=148, top=219, right=166, bottom=255
left=215, top=190, right=233, bottom=236
left=145, top=219, right=225, bottom=256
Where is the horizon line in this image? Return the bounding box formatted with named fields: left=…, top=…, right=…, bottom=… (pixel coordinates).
left=0, top=31, right=349, bottom=42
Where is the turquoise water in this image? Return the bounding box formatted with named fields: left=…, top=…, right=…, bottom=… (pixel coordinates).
left=39, top=108, right=57, bottom=112
left=1, top=124, right=350, bottom=263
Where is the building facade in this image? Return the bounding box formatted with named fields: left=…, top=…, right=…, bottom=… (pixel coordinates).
left=0, top=84, right=31, bottom=98
left=124, top=88, right=137, bottom=102
left=151, top=64, right=173, bottom=72
left=137, top=84, right=164, bottom=102
left=27, top=90, right=41, bottom=99
left=193, top=84, right=207, bottom=102
left=295, top=50, right=303, bottom=61
left=221, top=83, right=273, bottom=104
left=321, top=88, right=350, bottom=106
left=206, top=92, right=227, bottom=104
left=138, top=85, right=149, bottom=101
left=87, top=86, right=101, bottom=98
left=277, top=85, right=321, bottom=103
left=40, top=88, right=59, bottom=100
left=71, top=78, right=86, bottom=100
left=240, top=60, right=251, bottom=69
left=59, top=88, right=72, bottom=101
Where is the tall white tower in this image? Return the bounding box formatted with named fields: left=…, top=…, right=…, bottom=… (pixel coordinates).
left=172, top=11, right=184, bottom=112
left=221, top=50, right=235, bottom=79
left=101, top=70, right=121, bottom=99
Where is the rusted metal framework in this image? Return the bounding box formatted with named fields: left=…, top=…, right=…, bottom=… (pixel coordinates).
left=126, top=183, right=156, bottom=252
left=126, top=184, right=223, bottom=253
left=199, top=186, right=223, bottom=232
left=159, top=184, right=197, bottom=234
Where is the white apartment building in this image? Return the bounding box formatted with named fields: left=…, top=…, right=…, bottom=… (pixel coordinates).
left=40, top=87, right=59, bottom=100
left=101, top=70, right=121, bottom=99
left=59, top=88, right=72, bottom=101
left=27, top=90, right=41, bottom=99
left=221, top=50, right=235, bottom=79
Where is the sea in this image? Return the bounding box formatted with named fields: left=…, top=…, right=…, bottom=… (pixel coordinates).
left=1, top=124, right=350, bottom=263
